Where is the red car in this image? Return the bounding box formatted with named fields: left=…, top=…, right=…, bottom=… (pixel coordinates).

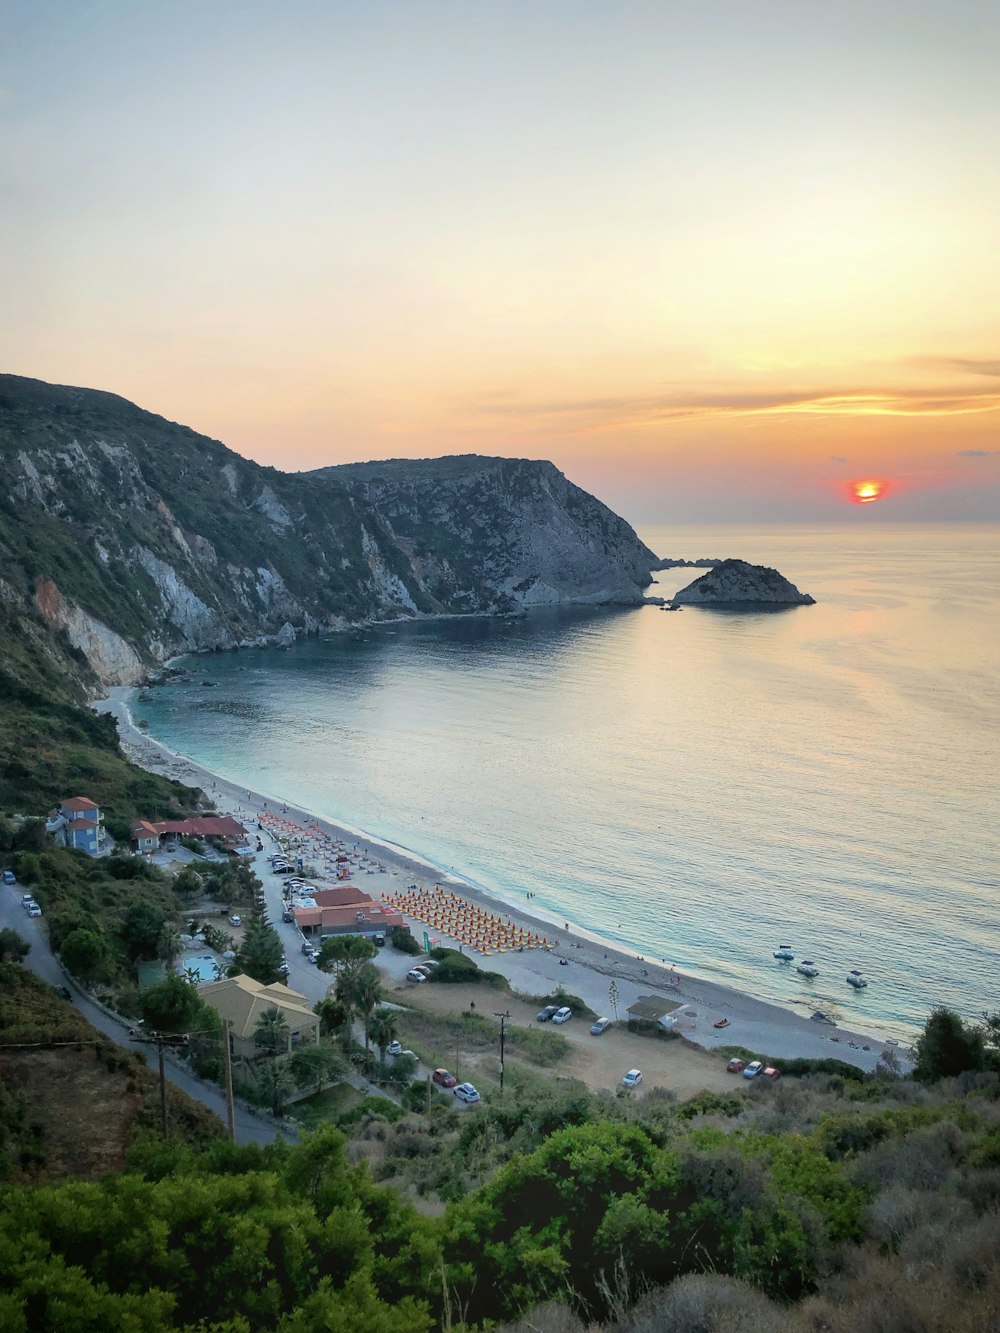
left=432, top=1068, right=457, bottom=1088
left=726, top=1058, right=746, bottom=1074
left=763, top=1066, right=781, bottom=1081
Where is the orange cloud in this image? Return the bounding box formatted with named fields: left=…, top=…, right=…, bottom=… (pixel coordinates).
left=469, top=384, right=1000, bottom=434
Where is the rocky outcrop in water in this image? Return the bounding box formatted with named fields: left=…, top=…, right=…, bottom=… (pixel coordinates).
left=671, top=559, right=815, bottom=607
left=0, top=375, right=657, bottom=686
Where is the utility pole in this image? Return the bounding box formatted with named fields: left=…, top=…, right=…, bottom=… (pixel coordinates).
left=129, top=1028, right=189, bottom=1137
left=493, top=1010, right=511, bottom=1089
left=222, top=1018, right=236, bottom=1142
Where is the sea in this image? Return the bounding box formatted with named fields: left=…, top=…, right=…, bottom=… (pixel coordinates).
left=134, top=523, right=999, bottom=1041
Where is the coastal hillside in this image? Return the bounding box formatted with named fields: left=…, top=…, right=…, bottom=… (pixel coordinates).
left=0, top=375, right=656, bottom=692
left=319, top=455, right=658, bottom=609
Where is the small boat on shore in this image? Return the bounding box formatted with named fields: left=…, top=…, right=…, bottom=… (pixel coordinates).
left=846, top=970, right=869, bottom=989
left=773, top=944, right=794, bottom=961
left=796, top=960, right=819, bottom=978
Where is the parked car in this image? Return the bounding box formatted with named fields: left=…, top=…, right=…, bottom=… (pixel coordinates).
left=551, top=1007, right=572, bottom=1024
left=228, top=914, right=242, bottom=926
left=454, top=1083, right=481, bottom=1103
left=277, top=959, right=290, bottom=977
left=743, top=1061, right=764, bottom=1080
left=536, top=1005, right=560, bottom=1022
left=373, top=933, right=385, bottom=947
left=432, top=1068, right=457, bottom=1088
left=281, top=909, right=294, bottom=923
left=301, top=941, right=316, bottom=957
left=762, top=1066, right=781, bottom=1081
left=411, top=964, right=433, bottom=977
left=726, top=1057, right=747, bottom=1074
left=590, top=1016, right=613, bottom=1035
left=20, top=894, right=34, bottom=907
left=406, top=968, right=428, bottom=982
left=387, top=1040, right=402, bottom=1056
left=2, top=870, right=16, bottom=885
left=26, top=903, right=42, bottom=917
left=622, top=1069, right=643, bottom=1088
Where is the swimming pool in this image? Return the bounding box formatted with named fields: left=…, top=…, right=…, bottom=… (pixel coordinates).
left=182, top=954, right=220, bottom=984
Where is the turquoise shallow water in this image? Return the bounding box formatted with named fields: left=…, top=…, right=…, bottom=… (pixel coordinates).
left=135, top=523, right=999, bottom=1039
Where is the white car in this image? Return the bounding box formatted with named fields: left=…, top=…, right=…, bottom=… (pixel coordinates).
left=228, top=914, right=241, bottom=926
left=406, top=968, right=428, bottom=982
left=454, top=1083, right=481, bottom=1103
left=622, top=1069, right=643, bottom=1088
left=551, top=1006, right=572, bottom=1024
left=387, top=1040, right=402, bottom=1056
left=26, top=902, right=42, bottom=918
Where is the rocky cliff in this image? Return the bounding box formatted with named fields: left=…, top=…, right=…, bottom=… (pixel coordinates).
left=671, top=559, right=815, bottom=607
left=0, top=375, right=656, bottom=687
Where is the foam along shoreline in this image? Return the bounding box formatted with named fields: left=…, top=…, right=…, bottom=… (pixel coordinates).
left=96, top=686, right=907, bottom=1075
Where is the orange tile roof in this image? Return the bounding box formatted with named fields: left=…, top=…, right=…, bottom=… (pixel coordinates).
left=62, top=796, right=99, bottom=813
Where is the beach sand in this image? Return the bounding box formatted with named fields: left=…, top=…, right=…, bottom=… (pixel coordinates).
left=98, top=687, right=905, bottom=1076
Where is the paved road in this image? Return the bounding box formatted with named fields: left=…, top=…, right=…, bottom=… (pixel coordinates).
left=0, top=882, right=288, bottom=1146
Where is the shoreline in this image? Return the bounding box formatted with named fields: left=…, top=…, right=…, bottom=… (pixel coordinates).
left=97, top=686, right=908, bottom=1074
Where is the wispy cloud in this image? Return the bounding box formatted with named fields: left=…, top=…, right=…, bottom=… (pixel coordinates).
left=471, top=385, right=1000, bottom=432
left=956, top=449, right=999, bottom=457
left=937, top=359, right=1000, bottom=378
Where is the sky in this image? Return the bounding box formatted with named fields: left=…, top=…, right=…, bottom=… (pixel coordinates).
left=2, top=0, right=999, bottom=523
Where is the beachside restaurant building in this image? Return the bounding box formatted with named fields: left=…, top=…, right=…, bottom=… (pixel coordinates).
left=132, top=816, right=250, bottom=855
left=293, top=885, right=403, bottom=944
left=198, top=974, right=320, bottom=1061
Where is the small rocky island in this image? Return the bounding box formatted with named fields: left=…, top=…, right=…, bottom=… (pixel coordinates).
left=671, top=558, right=815, bottom=607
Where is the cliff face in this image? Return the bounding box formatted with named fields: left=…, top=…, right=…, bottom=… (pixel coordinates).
left=671, top=559, right=815, bottom=606
left=0, top=375, right=656, bottom=686
left=319, top=456, right=657, bottom=610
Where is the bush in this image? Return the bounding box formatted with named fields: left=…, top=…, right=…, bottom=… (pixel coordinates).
left=428, top=948, right=506, bottom=987
left=389, top=925, right=421, bottom=955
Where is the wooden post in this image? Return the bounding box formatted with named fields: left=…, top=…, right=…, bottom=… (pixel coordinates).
left=222, top=1018, right=236, bottom=1143
left=158, top=1043, right=168, bottom=1136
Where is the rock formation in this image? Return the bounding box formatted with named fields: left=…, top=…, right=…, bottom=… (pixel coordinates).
left=0, top=375, right=657, bottom=686
left=671, top=559, right=815, bottom=607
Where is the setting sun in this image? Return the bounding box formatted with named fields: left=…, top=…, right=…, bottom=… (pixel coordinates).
left=850, top=479, right=887, bottom=505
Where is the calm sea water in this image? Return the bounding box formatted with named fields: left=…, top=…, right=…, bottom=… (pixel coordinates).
left=136, top=523, right=999, bottom=1038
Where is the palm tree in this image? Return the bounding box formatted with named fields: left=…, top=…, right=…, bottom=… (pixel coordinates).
left=254, top=1058, right=295, bottom=1117
left=366, top=1008, right=399, bottom=1063
left=255, top=1005, right=291, bottom=1057
left=336, top=961, right=383, bottom=1050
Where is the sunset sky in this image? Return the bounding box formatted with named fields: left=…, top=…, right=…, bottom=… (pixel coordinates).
left=2, top=1, right=999, bottom=521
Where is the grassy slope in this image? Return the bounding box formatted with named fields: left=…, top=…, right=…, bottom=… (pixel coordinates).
left=0, top=965, right=222, bottom=1181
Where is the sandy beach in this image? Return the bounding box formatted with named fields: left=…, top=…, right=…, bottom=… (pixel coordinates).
left=98, top=686, right=907, bottom=1076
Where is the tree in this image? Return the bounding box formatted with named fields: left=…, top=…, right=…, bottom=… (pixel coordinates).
left=315, top=995, right=349, bottom=1040
left=291, top=1042, right=343, bottom=1095
left=255, top=1005, right=291, bottom=1057
left=0, top=927, right=29, bottom=963
left=336, top=961, right=383, bottom=1050
left=174, top=866, right=203, bottom=898
left=236, top=920, right=284, bottom=984
left=140, top=972, right=205, bottom=1034
left=366, top=1008, right=399, bottom=1062
left=317, top=933, right=377, bottom=976
left=60, top=927, right=109, bottom=983
left=913, top=1006, right=987, bottom=1082
left=254, top=1057, right=295, bottom=1116
left=120, top=902, right=167, bottom=962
